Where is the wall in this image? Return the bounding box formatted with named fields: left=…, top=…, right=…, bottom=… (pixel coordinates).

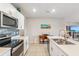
left=27, top=18, right=64, bottom=43
left=63, top=18, right=79, bottom=30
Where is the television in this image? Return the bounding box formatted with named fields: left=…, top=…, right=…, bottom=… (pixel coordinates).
left=70, top=26, right=79, bottom=32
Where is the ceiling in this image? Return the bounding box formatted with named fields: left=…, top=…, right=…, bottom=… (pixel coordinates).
left=12, top=3, right=79, bottom=19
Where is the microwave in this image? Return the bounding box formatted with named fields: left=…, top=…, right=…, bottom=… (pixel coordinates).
left=0, top=11, right=18, bottom=28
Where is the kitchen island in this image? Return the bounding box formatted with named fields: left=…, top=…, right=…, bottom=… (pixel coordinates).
left=0, top=47, right=11, bottom=56
left=48, top=36, right=79, bottom=56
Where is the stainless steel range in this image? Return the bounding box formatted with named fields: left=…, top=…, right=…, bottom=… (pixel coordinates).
left=0, top=35, right=24, bottom=56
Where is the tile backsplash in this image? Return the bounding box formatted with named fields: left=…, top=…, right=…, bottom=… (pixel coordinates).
left=0, top=28, right=19, bottom=36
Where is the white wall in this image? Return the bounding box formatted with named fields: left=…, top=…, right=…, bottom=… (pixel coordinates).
left=26, top=18, right=64, bottom=43
left=63, top=18, right=79, bottom=30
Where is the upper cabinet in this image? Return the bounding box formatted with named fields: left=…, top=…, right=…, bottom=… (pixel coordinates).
left=18, top=13, right=24, bottom=29
left=0, top=3, right=24, bottom=30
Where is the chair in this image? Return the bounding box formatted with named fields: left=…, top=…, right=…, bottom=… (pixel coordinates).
left=39, top=34, right=48, bottom=44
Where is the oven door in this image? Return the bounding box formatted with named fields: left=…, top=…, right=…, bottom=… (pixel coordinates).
left=12, top=41, right=24, bottom=56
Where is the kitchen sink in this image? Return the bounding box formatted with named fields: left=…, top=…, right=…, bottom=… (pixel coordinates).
left=53, top=39, right=75, bottom=45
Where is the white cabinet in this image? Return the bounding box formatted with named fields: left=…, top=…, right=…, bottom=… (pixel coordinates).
left=24, top=36, right=29, bottom=55
left=50, top=40, right=59, bottom=56
left=1, top=50, right=10, bottom=56
left=0, top=48, right=11, bottom=56
left=49, top=40, right=67, bottom=56
left=0, top=3, right=24, bottom=30
left=0, top=4, right=17, bottom=18
left=18, top=14, right=24, bottom=29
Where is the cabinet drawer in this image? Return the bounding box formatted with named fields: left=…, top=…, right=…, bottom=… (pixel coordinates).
left=1, top=50, right=10, bottom=56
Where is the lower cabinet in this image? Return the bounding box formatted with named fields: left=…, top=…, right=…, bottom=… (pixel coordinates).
left=49, top=40, right=67, bottom=56
left=1, top=50, right=10, bottom=56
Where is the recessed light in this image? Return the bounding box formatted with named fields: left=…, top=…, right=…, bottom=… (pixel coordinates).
left=33, top=8, right=36, bottom=13
left=52, top=9, right=55, bottom=12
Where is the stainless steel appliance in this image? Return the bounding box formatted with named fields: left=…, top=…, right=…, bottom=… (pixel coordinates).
left=0, top=35, right=24, bottom=56
left=0, top=11, right=18, bottom=28
left=4, top=39, right=24, bottom=56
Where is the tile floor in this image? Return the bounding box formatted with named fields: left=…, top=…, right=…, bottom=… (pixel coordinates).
left=25, top=44, right=49, bottom=56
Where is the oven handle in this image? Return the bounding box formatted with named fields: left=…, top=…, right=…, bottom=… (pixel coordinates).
left=12, top=41, right=23, bottom=53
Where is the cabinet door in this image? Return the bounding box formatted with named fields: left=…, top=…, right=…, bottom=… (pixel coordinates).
left=52, top=44, right=61, bottom=56
left=51, top=45, right=57, bottom=56
left=49, top=40, right=54, bottom=55
left=1, top=50, right=10, bottom=56
left=50, top=40, right=67, bottom=56
left=21, top=15, right=24, bottom=29
left=49, top=39, right=51, bottom=55
left=18, top=14, right=24, bottom=29
left=50, top=40, right=58, bottom=56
